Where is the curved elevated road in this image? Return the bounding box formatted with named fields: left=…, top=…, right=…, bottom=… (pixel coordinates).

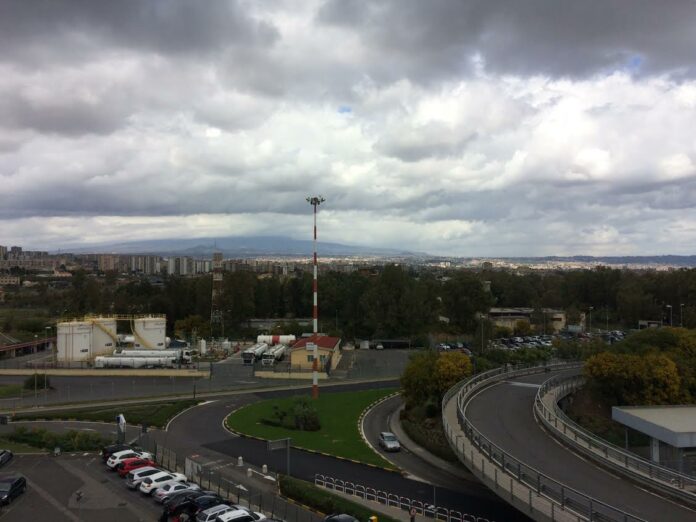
left=465, top=370, right=696, bottom=522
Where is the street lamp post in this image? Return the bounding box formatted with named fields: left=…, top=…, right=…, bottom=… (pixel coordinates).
left=666, top=305, right=673, bottom=327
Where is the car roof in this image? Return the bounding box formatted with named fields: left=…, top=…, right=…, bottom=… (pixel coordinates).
left=202, top=504, right=232, bottom=515
left=217, top=510, right=257, bottom=521
left=131, top=466, right=159, bottom=476
left=380, top=431, right=395, bottom=437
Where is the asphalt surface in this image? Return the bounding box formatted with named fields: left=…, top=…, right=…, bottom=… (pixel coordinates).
left=0, top=454, right=162, bottom=521
left=362, top=394, right=493, bottom=494
left=157, top=381, right=526, bottom=522
left=466, top=370, right=696, bottom=522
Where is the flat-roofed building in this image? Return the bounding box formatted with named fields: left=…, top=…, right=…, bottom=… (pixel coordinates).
left=613, top=405, right=696, bottom=474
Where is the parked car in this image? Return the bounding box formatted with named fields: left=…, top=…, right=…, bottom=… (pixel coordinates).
left=101, top=443, right=135, bottom=462
left=196, top=503, right=234, bottom=522
left=116, top=457, right=156, bottom=477
left=226, top=505, right=267, bottom=521
left=107, top=449, right=153, bottom=469
left=125, top=466, right=161, bottom=489
left=323, top=515, right=359, bottom=522
left=166, top=493, right=226, bottom=517
left=163, top=489, right=211, bottom=508
left=153, top=481, right=200, bottom=503
left=216, top=510, right=263, bottom=522
left=378, top=432, right=400, bottom=452
left=139, top=472, right=186, bottom=494
left=0, top=450, right=13, bottom=468
left=0, top=475, right=26, bottom=505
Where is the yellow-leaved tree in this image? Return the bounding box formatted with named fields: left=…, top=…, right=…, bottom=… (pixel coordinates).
left=435, top=351, right=473, bottom=397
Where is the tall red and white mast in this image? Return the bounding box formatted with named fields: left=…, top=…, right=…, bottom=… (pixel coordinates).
left=306, top=195, right=325, bottom=399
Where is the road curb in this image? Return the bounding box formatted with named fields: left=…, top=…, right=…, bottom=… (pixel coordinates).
left=224, top=393, right=402, bottom=473
left=358, top=391, right=403, bottom=472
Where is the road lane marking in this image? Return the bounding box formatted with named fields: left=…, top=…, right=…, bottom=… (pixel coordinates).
left=502, top=381, right=541, bottom=388
left=27, top=479, right=81, bottom=522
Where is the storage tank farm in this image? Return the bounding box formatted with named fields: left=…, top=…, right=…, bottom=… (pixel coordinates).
left=91, top=317, right=118, bottom=356
left=132, top=316, right=166, bottom=349
left=57, top=320, right=93, bottom=362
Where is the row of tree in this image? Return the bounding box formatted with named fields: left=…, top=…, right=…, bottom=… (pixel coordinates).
left=4, top=264, right=696, bottom=339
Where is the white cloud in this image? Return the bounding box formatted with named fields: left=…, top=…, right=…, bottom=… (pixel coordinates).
left=2, top=3, right=696, bottom=256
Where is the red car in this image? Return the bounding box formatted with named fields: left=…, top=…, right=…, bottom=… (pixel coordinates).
left=116, top=457, right=156, bottom=478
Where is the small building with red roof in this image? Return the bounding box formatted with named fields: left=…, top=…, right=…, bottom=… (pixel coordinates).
left=289, top=335, right=341, bottom=370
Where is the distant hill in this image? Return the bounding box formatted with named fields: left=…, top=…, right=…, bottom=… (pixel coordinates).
left=64, top=235, right=423, bottom=257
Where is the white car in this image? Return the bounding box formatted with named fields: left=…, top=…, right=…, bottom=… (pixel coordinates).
left=196, top=504, right=234, bottom=522
left=106, top=450, right=153, bottom=469
left=226, top=505, right=267, bottom=521
left=153, top=481, right=200, bottom=503
left=216, top=510, right=266, bottom=522
left=138, top=472, right=186, bottom=495
left=125, top=466, right=162, bottom=489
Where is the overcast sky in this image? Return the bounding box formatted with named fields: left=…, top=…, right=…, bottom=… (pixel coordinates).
left=2, top=0, right=696, bottom=257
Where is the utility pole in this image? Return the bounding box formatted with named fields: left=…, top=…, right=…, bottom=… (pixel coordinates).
left=306, top=195, right=325, bottom=400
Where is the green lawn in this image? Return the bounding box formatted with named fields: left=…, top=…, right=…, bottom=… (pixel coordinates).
left=226, top=388, right=396, bottom=469
left=14, top=399, right=199, bottom=428
left=0, top=385, right=22, bottom=398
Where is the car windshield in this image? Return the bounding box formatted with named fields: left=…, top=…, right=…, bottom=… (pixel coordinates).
left=0, top=484, right=11, bottom=492
left=383, top=434, right=397, bottom=441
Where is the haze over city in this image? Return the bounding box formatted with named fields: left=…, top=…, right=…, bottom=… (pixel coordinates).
left=2, top=1, right=696, bottom=256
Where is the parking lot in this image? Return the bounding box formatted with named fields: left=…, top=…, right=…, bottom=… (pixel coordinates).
left=0, top=453, right=162, bottom=521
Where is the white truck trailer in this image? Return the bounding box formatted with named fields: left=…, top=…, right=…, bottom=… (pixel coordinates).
left=113, top=349, right=192, bottom=364
left=241, top=343, right=269, bottom=365
left=94, top=356, right=176, bottom=369
left=261, top=345, right=286, bottom=366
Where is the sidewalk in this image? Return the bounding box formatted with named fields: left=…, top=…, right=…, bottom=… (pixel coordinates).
left=388, top=401, right=474, bottom=483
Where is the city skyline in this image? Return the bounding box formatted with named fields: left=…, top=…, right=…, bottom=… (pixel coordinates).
left=2, top=1, right=696, bottom=256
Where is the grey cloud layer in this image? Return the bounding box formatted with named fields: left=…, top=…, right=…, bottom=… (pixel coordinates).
left=1, top=1, right=696, bottom=255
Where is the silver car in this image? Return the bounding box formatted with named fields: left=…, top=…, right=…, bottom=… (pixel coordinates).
left=378, top=432, right=400, bottom=452
left=153, top=481, right=200, bottom=503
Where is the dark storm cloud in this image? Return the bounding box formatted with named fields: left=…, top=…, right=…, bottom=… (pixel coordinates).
left=318, top=0, right=696, bottom=80
left=0, top=93, right=124, bottom=136
left=0, top=0, right=278, bottom=63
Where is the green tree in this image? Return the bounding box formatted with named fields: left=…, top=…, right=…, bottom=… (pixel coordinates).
left=400, top=350, right=439, bottom=407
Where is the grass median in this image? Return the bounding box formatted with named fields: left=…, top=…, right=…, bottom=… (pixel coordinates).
left=13, top=399, right=199, bottom=428
left=226, top=388, right=397, bottom=469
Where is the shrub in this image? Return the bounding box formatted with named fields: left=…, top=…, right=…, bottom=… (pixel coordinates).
left=279, top=475, right=399, bottom=522
left=7, top=427, right=110, bottom=451
left=23, top=374, right=50, bottom=390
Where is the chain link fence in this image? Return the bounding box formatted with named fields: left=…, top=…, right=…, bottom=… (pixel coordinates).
left=140, top=438, right=322, bottom=522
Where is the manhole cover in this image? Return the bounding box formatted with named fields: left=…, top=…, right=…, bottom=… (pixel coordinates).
left=118, top=502, right=128, bottom=507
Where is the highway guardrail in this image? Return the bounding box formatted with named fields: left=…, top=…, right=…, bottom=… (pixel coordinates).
left=535, top=374, right=696, bottom=506
left=442, top=362, right=648, bottom=522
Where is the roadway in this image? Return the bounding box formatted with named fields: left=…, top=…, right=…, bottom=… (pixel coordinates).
left=153, top=381, right=527, bottom=522
left=465, top=370, right=696, bottom=522
left=362, top=394, right=496, bottom=495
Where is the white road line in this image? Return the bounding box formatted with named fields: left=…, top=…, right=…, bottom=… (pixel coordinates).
left=26, top=479, right=81, bottom=522
left=503, top=381, right=542, bottom=388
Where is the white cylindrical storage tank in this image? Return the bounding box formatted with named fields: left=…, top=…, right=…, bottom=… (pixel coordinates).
left=199, top=339, right=207, bottom=355
left=221, top=340, right=231, bottom=352
left=56, top=321, right=93, bottom=362
left=91, top=317, right=117, bottom=357
left=257, top=335, right=296, bottom=346
left=133, top=317, right=166, bottom=349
